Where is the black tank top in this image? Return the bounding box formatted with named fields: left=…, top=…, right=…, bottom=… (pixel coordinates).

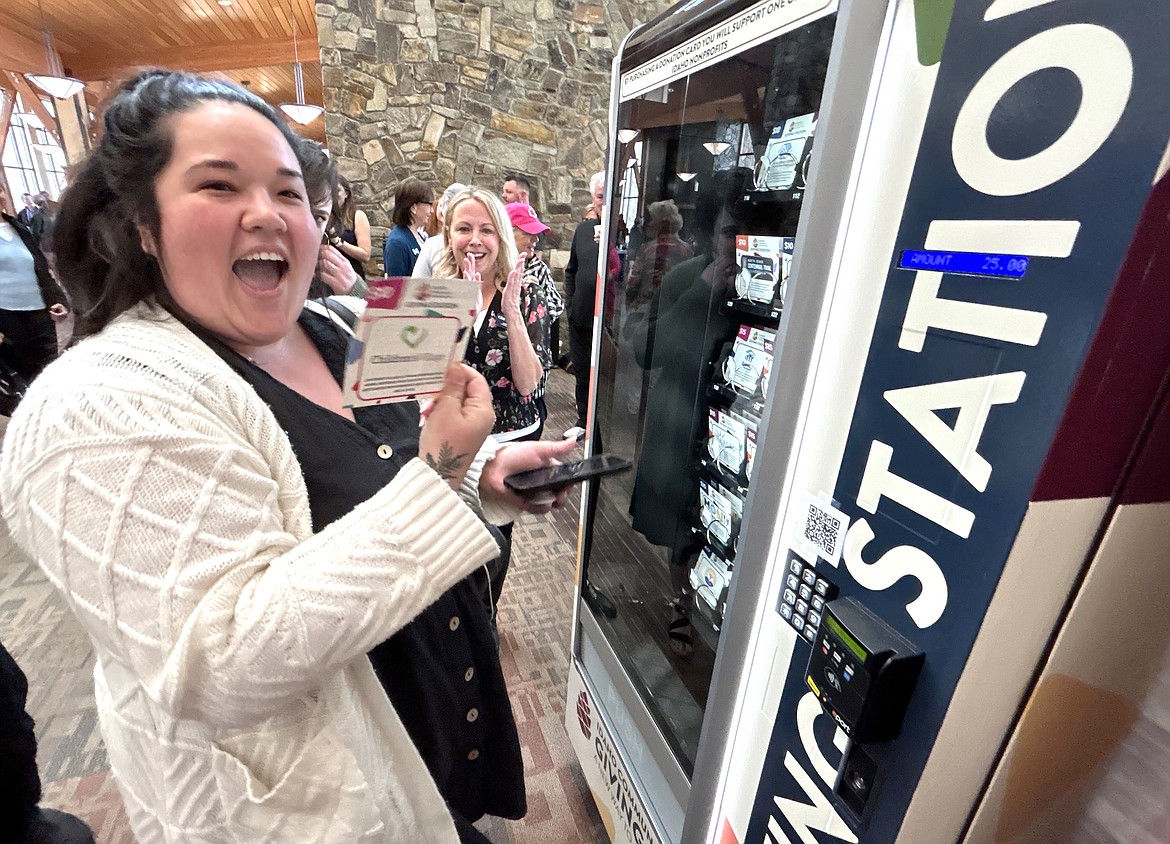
left=340, top=227, right=366, bottom=278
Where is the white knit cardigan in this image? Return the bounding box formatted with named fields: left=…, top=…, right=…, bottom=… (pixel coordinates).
left=0, top=305, right=514, bottom=843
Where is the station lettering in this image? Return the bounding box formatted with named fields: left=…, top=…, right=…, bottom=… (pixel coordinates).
left=768, top=10, right=1135, bottom=843
left=847, top=19, right=1134, bottom=629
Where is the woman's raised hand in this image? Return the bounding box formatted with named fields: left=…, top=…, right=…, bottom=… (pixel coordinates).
left=419, top=364, right=495, bottom=489
left=318, top=243, right=358, bottom=295
left=463, top=254, right=485, bottom=315
left=502, top=253, right=528, bottom=318
left=462, top=253, right=481, bottom=286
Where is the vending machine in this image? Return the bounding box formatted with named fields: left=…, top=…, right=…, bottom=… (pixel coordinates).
left=563, top=0, right=1170, bottom=843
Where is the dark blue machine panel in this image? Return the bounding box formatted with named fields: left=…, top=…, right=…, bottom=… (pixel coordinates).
left=748, top=1, right=1170, bottom=842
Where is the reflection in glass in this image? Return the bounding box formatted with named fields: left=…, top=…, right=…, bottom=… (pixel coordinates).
left=581, top=13, right=837, bottom=771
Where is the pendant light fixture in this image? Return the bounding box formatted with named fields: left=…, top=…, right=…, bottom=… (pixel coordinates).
left=24, top=0, right=85, bottom=100
left=617, top=129, right=639, bottom=144
left=673, top=78, right=698, bottom=186
left=279, top=20, right=323, bottom=125
left=702, top=141, right=731, bottom=155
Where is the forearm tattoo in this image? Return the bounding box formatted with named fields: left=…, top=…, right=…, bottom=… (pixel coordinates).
left=425, top=443, right=469, bottom=480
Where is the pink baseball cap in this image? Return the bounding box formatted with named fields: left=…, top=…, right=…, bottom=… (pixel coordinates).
left=506, top=202, right=550, bottom=235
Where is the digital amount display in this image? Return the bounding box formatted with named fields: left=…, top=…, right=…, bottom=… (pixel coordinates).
left=824, top=614, right=868, bottom=663
left=898, top=250, right=1029, bottom=279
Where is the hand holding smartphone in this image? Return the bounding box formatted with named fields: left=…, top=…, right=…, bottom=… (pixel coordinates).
left=504, top=454, right=632, bottom=497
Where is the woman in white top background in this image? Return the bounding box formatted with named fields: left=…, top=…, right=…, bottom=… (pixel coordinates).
left=0, top=182, right=66, bottom=399
left=412, top=181, right=466, bottom=278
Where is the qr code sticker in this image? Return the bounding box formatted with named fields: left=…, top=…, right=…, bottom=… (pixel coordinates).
left=795, top=493, right=848, bottom=565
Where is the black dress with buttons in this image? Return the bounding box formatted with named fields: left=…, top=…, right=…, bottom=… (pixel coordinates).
left=196, top=310, right=525, bottom=844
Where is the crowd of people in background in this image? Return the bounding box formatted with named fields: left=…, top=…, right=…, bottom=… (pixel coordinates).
left=12, top=191, right=57, bottom=246
left=330, top=166, right=606, bottom=448
left=2, top=148, right=610, bottom=466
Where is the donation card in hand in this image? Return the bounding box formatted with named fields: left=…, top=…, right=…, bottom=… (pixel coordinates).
left=342, top=276, right=478, bottom=407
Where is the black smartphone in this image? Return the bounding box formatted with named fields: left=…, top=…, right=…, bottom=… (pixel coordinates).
left=504, top=454, right=632, bottom=496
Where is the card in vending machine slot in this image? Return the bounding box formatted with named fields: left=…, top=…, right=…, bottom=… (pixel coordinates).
left=780, top=237, right=795, bottom=307
left=735, top=235, right=784, bottom=305
left=734, top=235, right=795, bottom=308
left=699, top=479, right=743, bottom=554
left=698, top=480, right=730, bottom=547
left=741, top=324, right=776, bottom=351
left=754, top=112, right=816, bottom=193
left=759, top=351, right=773, bottom=400
left=708, top=406, right=747, bottom=476
left=727, top=407, right=759, bottom=482
left=689, top=547, right=733, bottom=614
left=722, top=325, right=776, bottom=395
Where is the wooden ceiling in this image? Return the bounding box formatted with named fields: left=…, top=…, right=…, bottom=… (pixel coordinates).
left=0, top=0, right=325, bottom=141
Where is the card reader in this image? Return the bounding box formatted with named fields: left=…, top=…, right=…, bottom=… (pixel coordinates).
left=804, top=596, right=924, bottom=743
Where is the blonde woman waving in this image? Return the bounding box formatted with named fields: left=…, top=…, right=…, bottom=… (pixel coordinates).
left=436, top=188, right=549, bottom=443
left=435, top=188, right=552, bottom=605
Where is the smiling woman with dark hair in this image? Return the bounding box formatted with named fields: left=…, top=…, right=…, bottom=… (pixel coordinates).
left=383, top=177, right=434, bottom=277
left=0, top=69, right=576, bottom=844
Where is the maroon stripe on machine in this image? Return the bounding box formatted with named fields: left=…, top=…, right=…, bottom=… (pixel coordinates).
left=1116, top=382, right=1170, bottom=505
left=1032, top=172, right=1170, bottom=502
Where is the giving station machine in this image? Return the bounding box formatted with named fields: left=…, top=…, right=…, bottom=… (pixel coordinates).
left=564, top=0, right=1170, bottom=843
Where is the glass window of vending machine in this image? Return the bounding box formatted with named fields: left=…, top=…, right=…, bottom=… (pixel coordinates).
left=568, top=1, right=851, bottom=838
left=586, top=4, right=836, bottom=772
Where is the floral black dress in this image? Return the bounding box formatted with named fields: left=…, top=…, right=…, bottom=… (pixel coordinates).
left=465, top=284, right=550, bottom=437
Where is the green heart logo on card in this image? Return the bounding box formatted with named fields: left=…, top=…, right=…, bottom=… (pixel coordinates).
left=401, top=325, right=428, bottom=348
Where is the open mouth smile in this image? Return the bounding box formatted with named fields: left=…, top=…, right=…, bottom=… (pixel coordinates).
left=232, top=251, right=290, bottom=292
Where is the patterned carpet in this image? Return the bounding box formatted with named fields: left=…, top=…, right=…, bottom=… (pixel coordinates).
left=0, top=369, right=608, bottom=843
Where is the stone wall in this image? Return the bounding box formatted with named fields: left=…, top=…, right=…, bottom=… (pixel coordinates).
left=315, top=0, right=673, bottom=274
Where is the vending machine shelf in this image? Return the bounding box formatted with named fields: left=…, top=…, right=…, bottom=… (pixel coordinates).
left=721, top=298, right=782, bottom=327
